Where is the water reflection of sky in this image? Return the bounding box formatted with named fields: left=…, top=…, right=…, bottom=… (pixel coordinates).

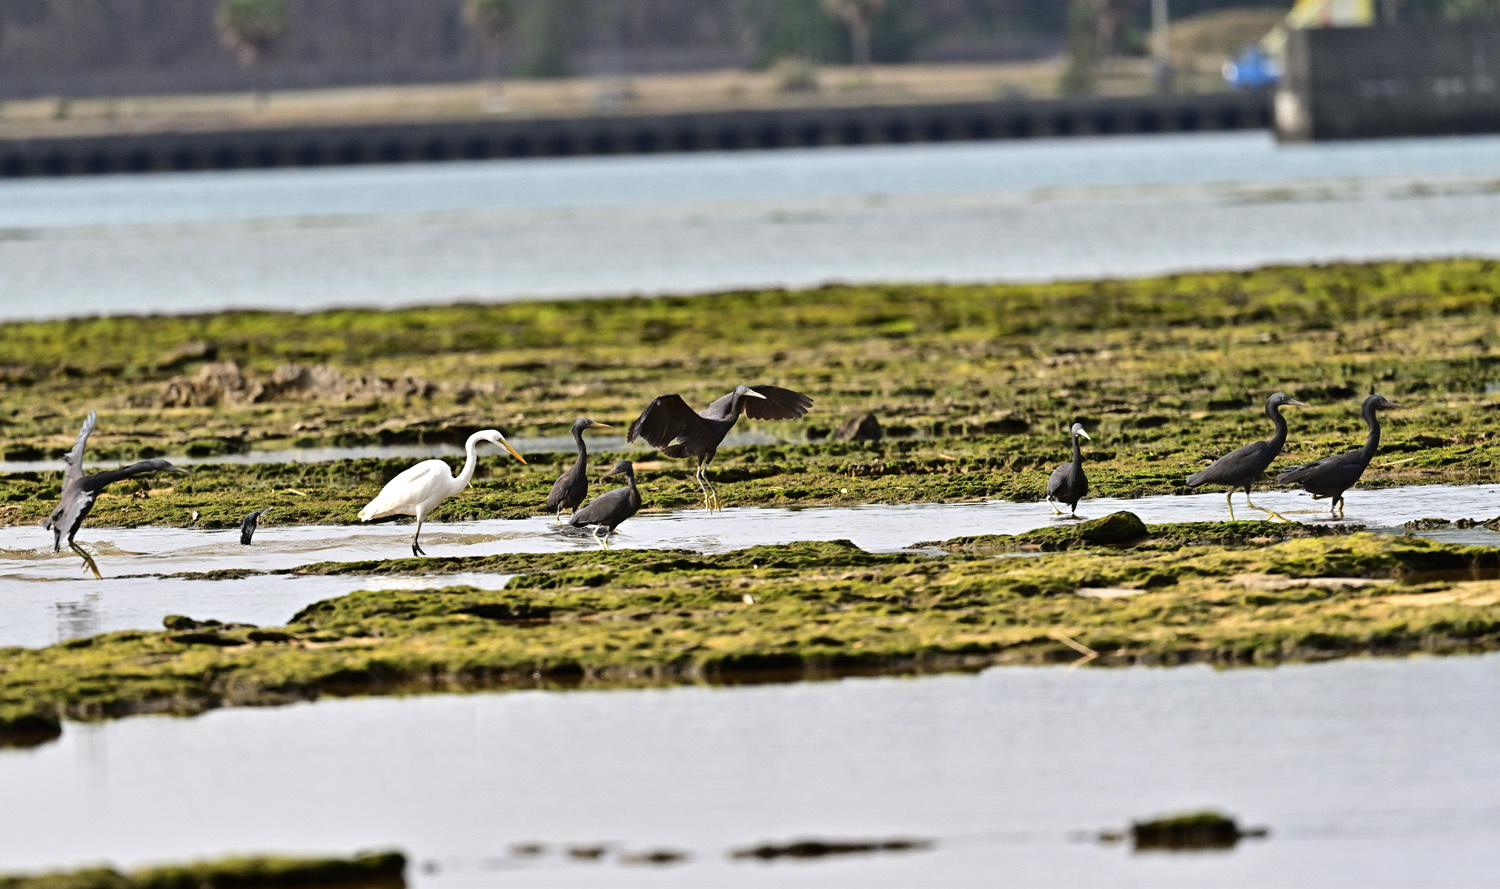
left=3, top=132, right=1500, bottom=320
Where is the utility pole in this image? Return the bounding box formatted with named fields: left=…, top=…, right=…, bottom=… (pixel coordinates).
left=1151, top=0, right=1173, bottom=94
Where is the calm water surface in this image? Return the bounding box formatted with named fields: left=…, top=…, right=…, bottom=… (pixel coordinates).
left=1, top=483, right=1496, bottom=649
left=3, top=132, right=1499, bottom=320
left=2, top=655, right=1497, bottom=887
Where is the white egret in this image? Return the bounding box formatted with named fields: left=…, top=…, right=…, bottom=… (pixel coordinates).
left=357, top=429, right=526, bottom=556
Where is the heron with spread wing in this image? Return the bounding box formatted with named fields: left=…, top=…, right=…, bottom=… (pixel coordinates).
left=627, top=384, right=812, bottom=511
left=44, top=410, right=191, bottom=579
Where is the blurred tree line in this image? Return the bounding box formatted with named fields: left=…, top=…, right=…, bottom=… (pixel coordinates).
left=0, top=0, right=1495, bottom=100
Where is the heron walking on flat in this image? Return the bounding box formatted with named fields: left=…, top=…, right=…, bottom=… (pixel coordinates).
left=627, top=384, right=812, bottom=512
left=44, top=410, right=190, bottom=579
left=358, top=429, right=526, bottom=557
left=1186, top=392, right=1308, bottom=522
left=1276, top=394, right=1406, bottom=518
left=570, top=460, right=641, bottom=547
left=1046, top=423, right=1091, bottom=516
left=546, top=418, right=613, bottom=523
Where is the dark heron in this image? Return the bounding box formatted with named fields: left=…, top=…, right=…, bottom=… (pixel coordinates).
left=1046, top=423, right=1091, bottom=516
left=1276, top=394, right=1406, bottom=518
left=546, top=417, right=614, bottom=522
left=1186, top=392, right=1308, bottom=522
left=627, top=384, right=813, bottom=511
left=358, top=429, right=527, bottom=557
left=43, top=410, right=190, bottom=579
left=569, top=460, right=640, bottom=547
left=240, top=508, right=271, bottom=545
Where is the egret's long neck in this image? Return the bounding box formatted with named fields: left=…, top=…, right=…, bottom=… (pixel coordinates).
left=1266, top=402, right=1290, bottom=452
left=1071, top=433, right=1084, bottom=467
left=453, top=433, right=485, bottom=493
left=625, top=471, right=641, bottom=506
left=1358, top=402, right=1382, bottom=462
left=571, top=426, right=589, bottom=471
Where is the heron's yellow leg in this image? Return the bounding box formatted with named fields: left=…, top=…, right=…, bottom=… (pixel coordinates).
left=71, top=542, right=102, bottom=580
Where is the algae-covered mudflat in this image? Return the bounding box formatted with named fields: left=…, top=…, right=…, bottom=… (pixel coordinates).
left=6, top=516, right=1500, bottom=747
left=5, top=259, right=1500, bottom=887
left=2, top=259, right=1499, bottom=528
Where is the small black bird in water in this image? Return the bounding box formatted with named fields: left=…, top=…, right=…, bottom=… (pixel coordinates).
left=240, top=508, right=271, bottom=545
left=1276, top=394, right=1406, bottom=518
left=1186, top=392, right=1308, bottom=522
left=628, top=384, right=812, bottom=511
left=569, top=460, right=641, bottom=547
left=44, top=410, right=190, bottom=579
left=1046, top=423, right=1091, bottom=517
left=546, top=418, right=613, bottom=522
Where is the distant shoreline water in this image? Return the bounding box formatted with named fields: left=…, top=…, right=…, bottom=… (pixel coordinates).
left=2, top=132, right=1499, bottom=323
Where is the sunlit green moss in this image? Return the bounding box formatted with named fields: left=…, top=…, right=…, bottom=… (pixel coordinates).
left=0, top=851, right=405, bottom=889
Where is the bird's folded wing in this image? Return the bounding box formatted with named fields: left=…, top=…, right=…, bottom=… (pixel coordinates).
left=744, top=386, right=814, bottom=421
left=50, top=490, right=96, bottom=543
left=628, top=394, right=702, bottom=447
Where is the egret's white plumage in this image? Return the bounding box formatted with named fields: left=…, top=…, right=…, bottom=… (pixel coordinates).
left=358, top=429, right=526, bottom=556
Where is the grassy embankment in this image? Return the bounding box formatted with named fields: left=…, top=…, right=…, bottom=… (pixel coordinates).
left=0, top=851, right=405, bottom=889
left=5, top=516, right=1500, bottom=746
left=2, top=260, right=1499, bottom=529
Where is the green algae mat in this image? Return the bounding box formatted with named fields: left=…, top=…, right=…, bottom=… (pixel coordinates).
left=3, top=259, right=1500, bottom=528
left=0, top=851, right=405, bottom=889
left=6, top=516, right=1500, bottom=748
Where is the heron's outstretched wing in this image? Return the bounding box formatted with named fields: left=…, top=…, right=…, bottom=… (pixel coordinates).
left=744, top=386, right=814, bottom=421
left=628, top=394, right=705, bottom=449
left=62, top=410, right=97, bottom=487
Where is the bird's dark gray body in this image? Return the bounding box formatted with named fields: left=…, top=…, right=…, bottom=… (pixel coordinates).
left=628, top=384, right=812, bottom=511
left=240, top=508, right=271, bottom=545
left=1046, top=423, right=1090, bottom=515
left=1186, top=392, right=1307, bottom=521
left=570, top=461, right=641, bottom=543
left=547, top=418, right=612, bottom=519
left=1276, top=394, right=1404, bottom=516
left=43, top=411, right=190, bottom=578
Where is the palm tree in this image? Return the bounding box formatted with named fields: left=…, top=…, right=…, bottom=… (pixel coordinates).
left=463, top=0, right=517, bottom=111
left=821, top=0, right=885, bottom=84
left=216, top=0, right=289, bottom=109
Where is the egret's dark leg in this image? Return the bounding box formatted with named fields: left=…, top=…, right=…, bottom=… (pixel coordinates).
left=69, top=540, right=102, bottom=580
left=1334, top=496, right=1345, bottom=519
left=1069, top=502, right=1078, bottom=518
left=411, top=512, right=427, bottom=557
left=555, top=506, right=565, bottom=524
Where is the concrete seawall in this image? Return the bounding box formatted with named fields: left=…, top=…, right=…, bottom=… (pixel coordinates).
left=0, top=91, right=1269, bottom=178
left=1276, top=20, right=1500, bottom=141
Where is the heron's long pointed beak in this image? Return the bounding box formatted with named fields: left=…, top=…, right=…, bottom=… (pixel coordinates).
left=500, top=439, right=527, bottom=464
left=746, top=389, right=768, bottom=399
left=1287, top=399, right=1310, bottom=408
left=1388, top=401, right=1409, bottom=409
left=1078, top=431, right=1092, bottom=441
left=591, top=422, right=615, bottom=429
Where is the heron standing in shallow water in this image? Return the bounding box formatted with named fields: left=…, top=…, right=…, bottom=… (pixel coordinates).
left=1186, top=392, right=1308, bottom=522
left=1276, top=394, right=1406, bottom=518
left=44, top=410, right=190, bottom=579
left=546, top=417, right=613, bottom=522
left=1046, top=423, right=1091, bottom=517
left=570, top=460, right=641, bottom=547
left=358, top=429, right=526, bottom=557
left=627, top=384, right=812, bottom=512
